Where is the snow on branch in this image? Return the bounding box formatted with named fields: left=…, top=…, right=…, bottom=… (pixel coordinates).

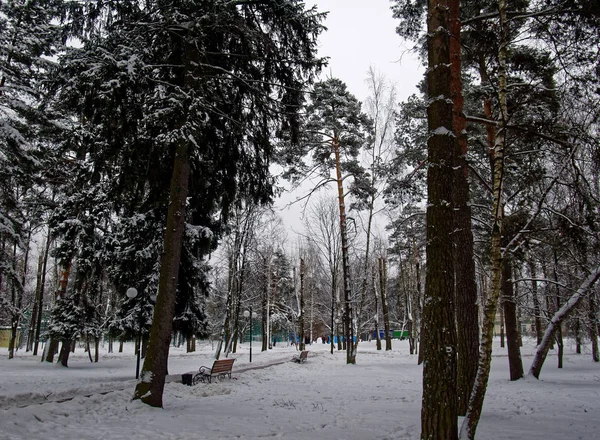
left=528, top=265, right=600, bottom=379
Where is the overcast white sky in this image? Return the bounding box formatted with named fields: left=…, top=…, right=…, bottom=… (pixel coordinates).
left=275, top=1, right=424, bottom=235
left=310, top=0, right=424, bottom=102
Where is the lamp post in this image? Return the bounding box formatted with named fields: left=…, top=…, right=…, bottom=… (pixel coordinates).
left=243, top=306, right=257, bottom=362
left=126, top=287, right=156, bottom=379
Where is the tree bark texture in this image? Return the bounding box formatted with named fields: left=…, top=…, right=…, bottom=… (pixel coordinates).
left=502, top=258, right=523, bottom=380
left=333, top=134, right=355, bottom=364
left=133, top=134, right=190, bottom=407
left=421, top=0, right=458, bottom=436
left=449, top=0, right=479, bottom=415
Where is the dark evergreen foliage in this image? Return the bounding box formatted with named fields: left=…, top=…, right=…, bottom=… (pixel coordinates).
left=44, top=0, right=326, bottom=352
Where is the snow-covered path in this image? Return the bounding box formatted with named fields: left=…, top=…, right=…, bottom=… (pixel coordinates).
left=1, top=339, right=599, bottom=439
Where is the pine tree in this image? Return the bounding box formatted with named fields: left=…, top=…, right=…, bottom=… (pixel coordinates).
left=282, top=78, right=370, bottom=364
left=419, top=0, right=459, bottom=436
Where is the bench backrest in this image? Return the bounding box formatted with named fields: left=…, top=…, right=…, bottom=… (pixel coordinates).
left=300, top=350, right=308, bottom=359
left=212, top=358, right=235, bottom=374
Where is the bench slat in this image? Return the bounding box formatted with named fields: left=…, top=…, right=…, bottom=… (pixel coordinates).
left=193, top=358, right=235, bottom=384
left=292, top=350, right=308, bottom=363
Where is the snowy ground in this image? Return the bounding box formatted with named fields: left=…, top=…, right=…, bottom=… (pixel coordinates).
left=1, top=338, right=599, bottom=439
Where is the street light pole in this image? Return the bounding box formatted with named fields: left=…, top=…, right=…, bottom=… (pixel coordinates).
left=243, top=306, right=257, bottom=362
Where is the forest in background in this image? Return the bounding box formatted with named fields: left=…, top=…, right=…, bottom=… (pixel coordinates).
left=1, top=0, right=598, bottom=437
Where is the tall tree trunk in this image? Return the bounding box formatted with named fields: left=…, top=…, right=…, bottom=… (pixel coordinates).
left=356, top=173, right=378, bottom=354
left=45, top=262, right=71, bottom=363
left=330, top=273, right=335, bottom=355
left=514, top=265, right=523, bottom=347
left=299, top=258, right=306, bottom=351
left=220, top=253, right=235, bottom=359
left=379, top=257, right=392, bottom=351
left=33, top=235, right=52, bottom=356
left=528, top=261, right=544, bottom=345
left=499, top=307, right=505, bottom=347
left=529, top=267, right=600, bottom=378
left=421, top=0, right=458, bottom=436
left=27, top=252, right=44, bottom=352
left=589, top=293, right=599, bottom=362
left=262, top=256, right=270, bottom=351
left=374, top=265, right=381, bottom=350
left=460, top=0, right=508, bottom=435
left=541, top=258, right=555, bottom=350
left=575, top=318, right=582, bottom=354
left=502, top=257, right=523, bottom=380
left=133, top=132, right=190, bottom=407
left=86, top=337, right=93, bottom=363
left=553, top=251, right=563, bottom=369
left=450, top=0, right=480, bottom=415
left=10, top=230, right=30, bottom=358
left=415, top=257, right=424, bottom=365
left=333, top=133, right=355, bottom=364
left=58, top=339, right=72, bottom=367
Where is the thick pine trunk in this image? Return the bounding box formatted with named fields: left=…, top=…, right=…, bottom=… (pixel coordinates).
left=450, top=0, right=480, bottom=416
left=421, top=0, right=458, bottom=436
left=502, top=258, right=523, bottom=380
left=333, top=134, right=355, bottom=364
left=133, top=134, right=190, bottom=407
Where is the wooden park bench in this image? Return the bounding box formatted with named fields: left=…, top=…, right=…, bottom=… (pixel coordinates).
left=292, top=350, right=309, bottom=364
left=193, top=358, right=235, bottom=384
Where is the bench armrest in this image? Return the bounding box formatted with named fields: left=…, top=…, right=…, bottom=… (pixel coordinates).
left=199, top=365, right=212, bottom=375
